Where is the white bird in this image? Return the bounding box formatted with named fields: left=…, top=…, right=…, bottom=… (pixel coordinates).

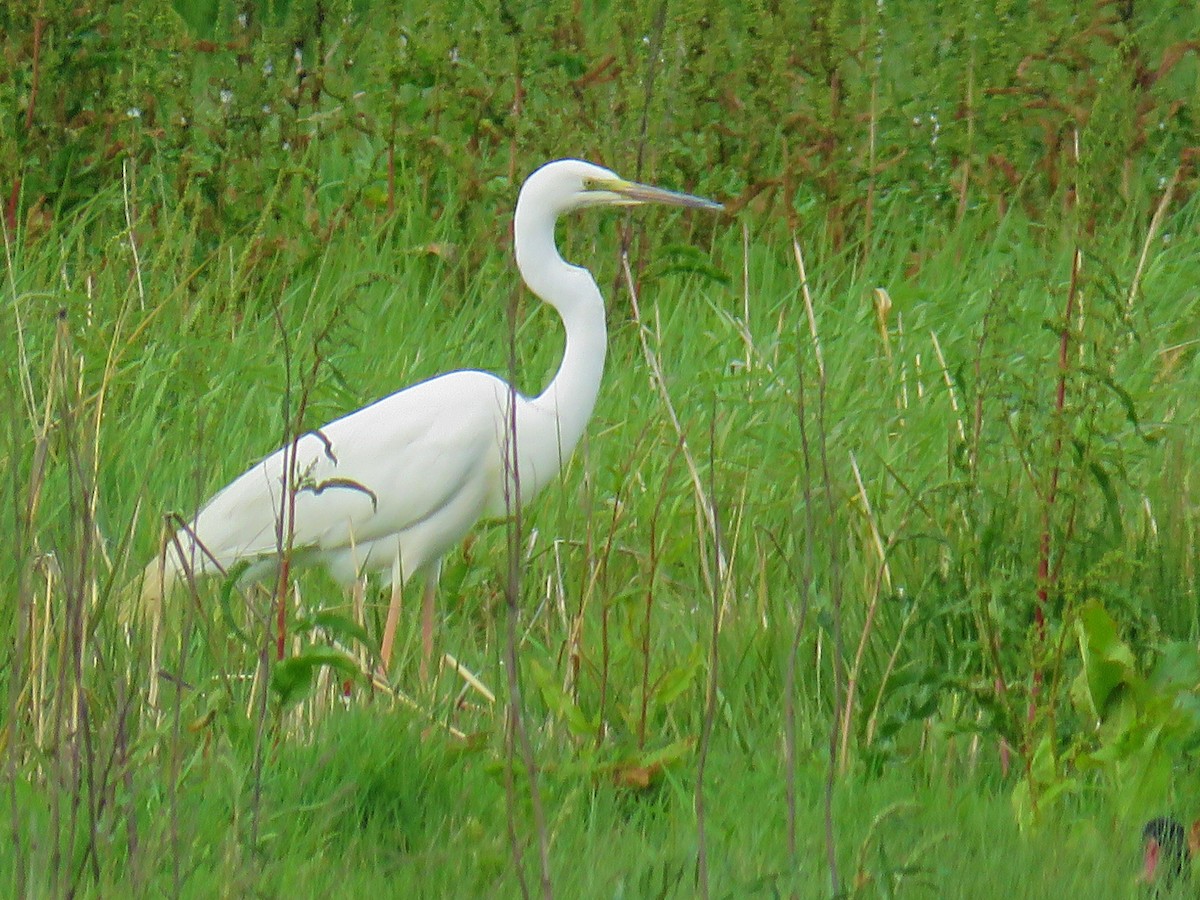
left=141, top=158, right=722, bottom=676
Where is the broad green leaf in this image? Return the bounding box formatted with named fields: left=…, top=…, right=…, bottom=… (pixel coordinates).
left=1149, top=641, right=1200, bottom=692
left=271, top=646, right=364, bottom=708
left=1072, top=599, right=1137, bottom=719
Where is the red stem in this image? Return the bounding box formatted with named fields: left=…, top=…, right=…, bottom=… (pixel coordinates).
left=24, top=18, right=44, bottom=133
left=275, top=556, right=290, bottom=661
left=4, top=181, right=19, bottom=236
left=1036, top=249, right=1081, bottom=642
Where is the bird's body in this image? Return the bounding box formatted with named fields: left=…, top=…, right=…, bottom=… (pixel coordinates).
left=154, top=367, right=580, bottom=589
left=141, top=159, right=721, bottom=671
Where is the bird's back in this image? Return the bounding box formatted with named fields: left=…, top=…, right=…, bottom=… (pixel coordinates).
left=141, top=369, right=520, bottom=607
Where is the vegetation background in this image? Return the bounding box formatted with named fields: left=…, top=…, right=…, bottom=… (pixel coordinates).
left=2, top=0, right=1199, bottom=896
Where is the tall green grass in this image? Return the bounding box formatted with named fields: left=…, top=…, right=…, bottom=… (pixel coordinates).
left=4, top=1, right=1200, bottom=896
left=6, top=172, right=1198, bottom=896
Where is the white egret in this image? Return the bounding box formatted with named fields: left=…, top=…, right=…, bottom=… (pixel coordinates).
left=141, top=158, right=722, bottom=675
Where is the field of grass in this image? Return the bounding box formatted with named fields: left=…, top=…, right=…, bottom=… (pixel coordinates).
left=3, top=1, right=1200, bottom=897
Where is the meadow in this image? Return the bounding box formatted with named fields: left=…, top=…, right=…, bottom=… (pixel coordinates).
left=2, top=0, right=1199, bottom=896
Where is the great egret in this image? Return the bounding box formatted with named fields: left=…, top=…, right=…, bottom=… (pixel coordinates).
left=141, top=158, right=722, bottom=675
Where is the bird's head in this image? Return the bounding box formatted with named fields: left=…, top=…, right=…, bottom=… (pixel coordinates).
left=517, top=159, right=723, bottom=220
left=513, top=158, right=722, bottom=304
left=1141, top=817, right=1199, bottom=889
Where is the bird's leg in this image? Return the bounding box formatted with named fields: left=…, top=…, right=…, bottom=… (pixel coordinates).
left=378, top=556, right=404, bottom=677
left=418, top=560, right=441, bottom=683
left=349, top=576, right=367, bottom=694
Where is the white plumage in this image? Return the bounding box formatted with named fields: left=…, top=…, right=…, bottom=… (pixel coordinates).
left=142, top=158, right=722, bottom=672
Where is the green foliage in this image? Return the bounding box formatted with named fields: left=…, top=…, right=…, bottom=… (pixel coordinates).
left=1016, top=600, right=1200, bottom=830
left=1072, top=601, right=1200, bottom=822
left=2, top=0, right=1199, bottom=895
left=4, top=0, right=1197, bottom=248
left=272, top=645, right=365, bottom=707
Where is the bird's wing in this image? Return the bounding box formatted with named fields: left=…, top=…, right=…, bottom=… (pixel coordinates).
left=183, top=370, right=509, bottom=570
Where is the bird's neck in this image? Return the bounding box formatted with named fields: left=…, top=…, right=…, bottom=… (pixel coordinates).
left=513, top=212, right=608, bottom=493
left=532, top=272, right=607, bottom=452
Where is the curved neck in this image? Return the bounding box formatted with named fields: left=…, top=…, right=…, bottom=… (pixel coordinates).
left=532, top=275, right=607, bottom=450
left=513, top=204, right=608, bottom=488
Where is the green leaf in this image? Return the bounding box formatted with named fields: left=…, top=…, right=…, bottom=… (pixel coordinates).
left=529, top=660, right=598, bottom=740
left=1112, top=725, right=1172, bottom=824
left=293, top=610, right=378, bottom=655
left=1085, top=459, right=1123, bottom=545
left=1149, top=641, right=1200, bottom=692
left=217, top=559, right=253, bottom=647
left=1071, top=599, right=1138, bottom=720
left=641, top=738, right=693, bottom=769
left=1013, top=734, right=1078, bottom=832
left=271, top=646, right=364, bottom=708
left=654, top=645, right=704, bottom=708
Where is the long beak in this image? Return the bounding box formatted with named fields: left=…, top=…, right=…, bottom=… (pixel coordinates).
left=586, top=177, right=724, bottom=212
left=1140, top=838, right=1159, bottom=884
